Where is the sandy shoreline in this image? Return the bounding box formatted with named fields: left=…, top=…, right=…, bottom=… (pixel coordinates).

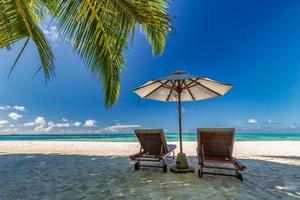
left=0, top=141, right=299, bottom=199
left=1, top=141, right=300, bottom=156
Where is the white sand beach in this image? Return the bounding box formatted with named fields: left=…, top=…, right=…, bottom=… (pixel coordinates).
left=0, top=141, right=299, bottom=199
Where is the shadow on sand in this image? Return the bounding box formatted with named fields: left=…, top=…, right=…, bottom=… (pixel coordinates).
left=0, top=154, right=299, bottom=200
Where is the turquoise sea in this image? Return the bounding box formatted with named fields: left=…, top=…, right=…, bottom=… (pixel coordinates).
left=0, top=133, right=300, bottom=142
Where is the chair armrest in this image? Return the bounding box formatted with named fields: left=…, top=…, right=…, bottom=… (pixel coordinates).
left=129, top=151, right=145, bottom=160
left=233, top=158, right=246, bottom=170
left=167, top=144, right=176, bottom=152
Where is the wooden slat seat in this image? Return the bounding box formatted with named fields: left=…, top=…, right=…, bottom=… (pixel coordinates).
left=129, top=129, right=176, bottom=173
left=197, top=128, right=246, bottom=181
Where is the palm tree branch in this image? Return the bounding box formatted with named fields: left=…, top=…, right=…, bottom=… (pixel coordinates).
left=0, top=0, right=171, bottom=107
left=7, top=37, right=30, bottom=79
left=15, top=0, right=55, bottom=79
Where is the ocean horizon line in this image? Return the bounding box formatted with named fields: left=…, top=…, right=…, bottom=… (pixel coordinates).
left=0, top=132, right=300, bottom=142
left=1, top=132, right=300, bottom=135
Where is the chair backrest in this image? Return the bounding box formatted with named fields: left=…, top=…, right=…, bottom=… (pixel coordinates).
left=197, top=128, right=235, bottom=160
left=135, top=129, right=168, bottom=155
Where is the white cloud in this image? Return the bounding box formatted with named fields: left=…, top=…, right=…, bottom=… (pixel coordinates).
left=42, top=26, right=59, bottom=42
left=42, top=121, right=55, bottom=132
left=23, top=116, right=46, bottom=130
left=0, top=120, right=9, bottom=125
left=13, top=106, right=26, bottom=111
left=33, top=118, right=71, bottom=132
left=0, top=105, right=11, bottom=110
left=0, top=120, right=9, bottom=127
left=43, top=126, right=53, bottom=132
left=21, top=116, right=81, bottom=132
left=43, top=126, right=54, bottom=132
left=55, top=123, right=70, bottom=127
left=35, top=116, right=46, bottom=125
left=27, top=116, right=47, bottom=132
left=74, top=122, right=81, bottom=127
left=247, top=118, right=257, bottom=124
left=34, top=125, right=44, bottom=131
left=62, top=118, right=68, bottom=122
left=84, top=120, right=97, bottom=127
left=48, top=121, right=55, bottom=127
left=267, top=119, right=273, bottom=124
left=0, top=105, right=26, bottom=111
left=8, top=112, right=22, bottom=121
left=23, top=122, right=35, bottom=127
left=101, top=124, right=141, bottom=133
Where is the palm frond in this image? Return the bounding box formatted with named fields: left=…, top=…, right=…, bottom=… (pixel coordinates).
left=111, top=0, right=171, bottom=55
left=0, top=0, right=28, bottom=47
left=56, top=0, right=171, bottom=107
left=7, top=37, right=29, bottom=78
left=0, top=0, right=56, bottom=79
left=15, top=0, right=55, bottom=79
left=0, top=0, right=171, bottom=107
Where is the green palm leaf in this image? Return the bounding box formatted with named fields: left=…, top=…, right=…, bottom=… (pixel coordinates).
left=0, top=0, right=56, bottom=79
left=0, top=0, right=171, bottom=107
left=56, top=0, right=170, bottom=107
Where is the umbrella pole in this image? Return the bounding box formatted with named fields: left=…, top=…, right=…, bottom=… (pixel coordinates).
left=178, top=91, right=183, bottom=153
left=170, top=88, right=194, bottom=173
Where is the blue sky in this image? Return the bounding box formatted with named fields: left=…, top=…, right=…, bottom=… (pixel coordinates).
left=1, top=0, right=300, bottom=134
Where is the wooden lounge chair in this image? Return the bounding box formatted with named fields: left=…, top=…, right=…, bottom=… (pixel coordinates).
left=130, top=129, right=176, bottom=173
left=197, top=128, right=246, bottom=181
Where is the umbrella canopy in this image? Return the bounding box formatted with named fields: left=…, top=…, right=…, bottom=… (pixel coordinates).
left=134, top=70, right=233, bottom=102
left=134, top=70, right=233, bottom=154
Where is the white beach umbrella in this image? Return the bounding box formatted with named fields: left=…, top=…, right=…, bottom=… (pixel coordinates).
left=134, top=70, right=233, bottom=172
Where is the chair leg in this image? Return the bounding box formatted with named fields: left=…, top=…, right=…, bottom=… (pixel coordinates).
left=162, top=159, right=168, bottom=173
left=236, top=171, right=243, bottom=181
left=134, top=161, right=140, bottom=171
left=234, top=165, right=243, bottom=181
left=198, top=165, right=203, bottom=178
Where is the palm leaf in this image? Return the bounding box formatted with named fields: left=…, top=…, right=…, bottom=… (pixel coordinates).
left=56, top=0, right=171, bottom=107
left=0, top=0, right=171, bottom=107
left=7, top=37, right=29, bottom=78
left=0, top=0, right=56, bottom=79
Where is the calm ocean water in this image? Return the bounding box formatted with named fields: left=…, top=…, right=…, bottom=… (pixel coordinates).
left=0, top=133, right=300, bottom=142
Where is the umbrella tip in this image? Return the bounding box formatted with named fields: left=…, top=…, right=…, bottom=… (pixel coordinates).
left=172, top=70, right=190, bottom=75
